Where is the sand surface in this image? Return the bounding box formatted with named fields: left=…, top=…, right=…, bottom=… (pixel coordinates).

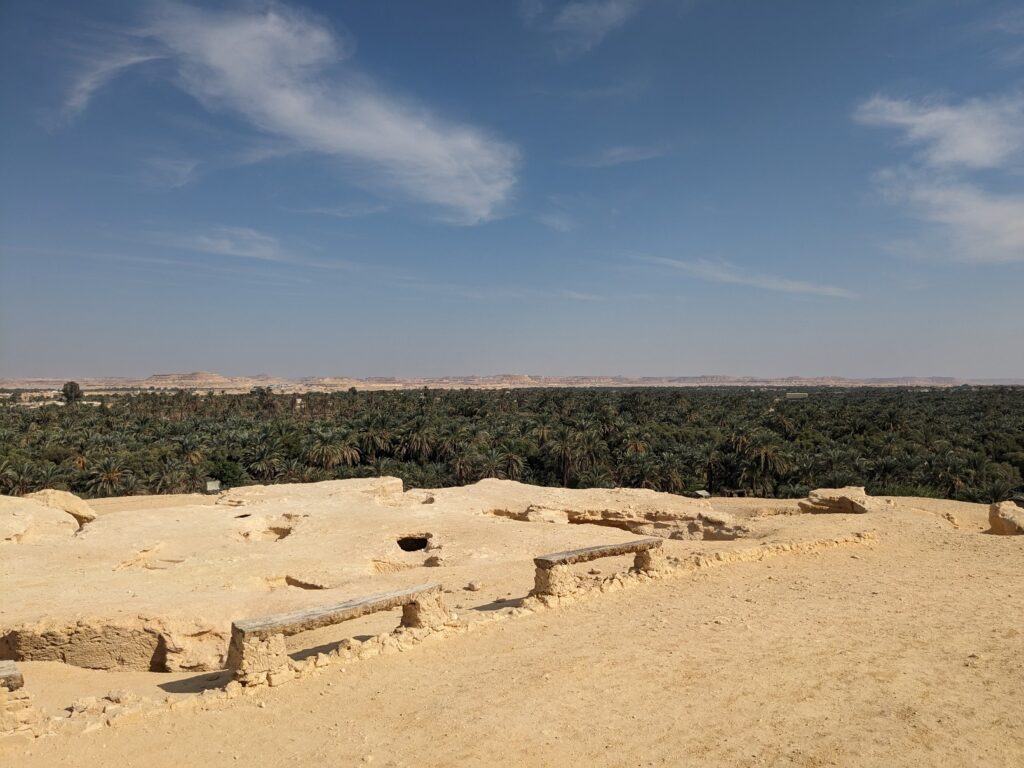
left=3, top=487, right=1021, bottom=766
left=3, top=478, right=747, bottom=673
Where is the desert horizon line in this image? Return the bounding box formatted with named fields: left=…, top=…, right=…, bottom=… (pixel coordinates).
left=2, top=371, right=1023, bottom=386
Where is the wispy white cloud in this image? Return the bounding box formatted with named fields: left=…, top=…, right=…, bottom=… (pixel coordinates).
left=854, top=94, right=1024, bottom=170
left=62, top=50, right=164, bottom=119
left=519, top=0, right=546, bottom=26
left=572, top=76, right=648, bottom=102
left=62, top=2, right=518, bottom=224
left=144, top=225, right=353, bottom=270
left=642, top=256, right=857, bottom=299
left=3, top=244, right=318, bottom=289
left=567, top=143, right=668, bottom=167
left=397, top=276, right=605, bottom=303
left=857, top=92, right=1024, bottom=263
left=558, top=289, right=603, bottom=301
left=288, top=201, right=390, bottom=219
left=977, top=9, right=1024, bottom=64
left=875, top=169, right=1024, bottom=264
left=142, top=156, right=200, bottom=188
left=151, top=226, right=292, bottom=263
left=538, top=211, right=576, bottom=232
left=108, top=252, right=317, bottom=287
left=140, top=143, right=298, bottom=189
left=550, top=0, right=644, bottom=55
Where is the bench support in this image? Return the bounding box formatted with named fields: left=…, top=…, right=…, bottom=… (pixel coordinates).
left=533, top=563, right=577, bottom=597
left=634, top=546, right=667, bottom=572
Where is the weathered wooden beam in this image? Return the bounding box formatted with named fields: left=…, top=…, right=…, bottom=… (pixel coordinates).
left=534, top=537, right=662, bottom=568
left=234, top=583, right=443, bottom=640
left=0, top=659, right=24, bottom=691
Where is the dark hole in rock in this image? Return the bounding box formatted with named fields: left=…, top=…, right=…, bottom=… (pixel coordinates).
left=234, top=514, right=252, bottom=519
left=397, top=535, right=431, bottom=552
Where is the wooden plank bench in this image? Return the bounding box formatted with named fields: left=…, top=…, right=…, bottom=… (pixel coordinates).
left=0, top=660, right=24, bottom=691
left=227, top=583, right=449, bottom=685
left=531, top=537, right=666, bottom=597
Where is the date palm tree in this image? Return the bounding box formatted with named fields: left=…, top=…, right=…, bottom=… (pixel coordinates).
left=0, top=458, right=16, bottom=494
left=244, top=437, right=284, bottom=482
left=87, top=456, right=133, bottom=497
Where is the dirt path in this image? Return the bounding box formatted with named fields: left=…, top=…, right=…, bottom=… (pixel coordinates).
left=6, top=502, right=1022, bottom=767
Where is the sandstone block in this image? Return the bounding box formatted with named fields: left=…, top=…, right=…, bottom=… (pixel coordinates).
left=798, top=487, right=890, bottom=515
left=26, top=489, right=97, bottom=527
left=989, top=501, right=1024, bottom=535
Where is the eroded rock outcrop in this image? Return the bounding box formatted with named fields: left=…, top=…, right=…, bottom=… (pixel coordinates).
left=989, top=501, right=1024, bottom=535
left=798, top=487, right=892, bottom=515
left=0, top=495, right=78, bottom=542
left=0, top=619, right=229, bottom=673
left=26, top=489, right=97, bottom=528
left=489, top=499, right=748, bottom=540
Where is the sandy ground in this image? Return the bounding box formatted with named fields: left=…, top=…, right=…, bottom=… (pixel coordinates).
left=3, top=492, right=1021, bottom=767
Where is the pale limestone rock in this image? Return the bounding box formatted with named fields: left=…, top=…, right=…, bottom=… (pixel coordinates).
left=26, top=489, right=97, bottom=527
left=267, top=669, right=294, bottom=687
left=989, top=501, right=1024, bottom=535
left=0, top=495, right=77, bottom=542
left=798, top=487, right=891, bottom=515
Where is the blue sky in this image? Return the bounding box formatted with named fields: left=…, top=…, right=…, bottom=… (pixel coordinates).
left=1, top=0, right=1022, bottom=378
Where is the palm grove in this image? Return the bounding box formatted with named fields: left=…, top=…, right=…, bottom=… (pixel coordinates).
left=1, top=386, right=1021, bottom=502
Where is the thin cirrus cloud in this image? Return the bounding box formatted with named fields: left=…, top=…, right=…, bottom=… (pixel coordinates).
left=854, top=94, right=1024, bottom=169
left=538, top=211, right=576, bottom=232
left=142, top=143, right=299, bottom=190
left=62, top=2, right=518, bottom=224
left=567, top=143, right=668, bottom=167
left=643, top=256, right=857, bottom=299
left=572, top=76, right=649, bottom=102
left=549, top=0, right=644, bottom=55
left=977, top=8, right=1024, bottom=64
left=142, top=156, right=200, bottom=188
left=288, top=201, right=391, bottom=219
left=856, top=93, right=1024, bottom=263
left=874, top=170, right=1024, bottom=265
left=149, top=226, right=294, bottom=263
left=61, top=51, right=165, bottom=120
left=518, top=0, right=546, bottom=26
left=145, top=226, right=352, bottom=271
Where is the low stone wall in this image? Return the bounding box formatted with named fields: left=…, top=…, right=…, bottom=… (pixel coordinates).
left=0, top=619, right=229, bottom=673
left=1, top=666, right=45, bottom=741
